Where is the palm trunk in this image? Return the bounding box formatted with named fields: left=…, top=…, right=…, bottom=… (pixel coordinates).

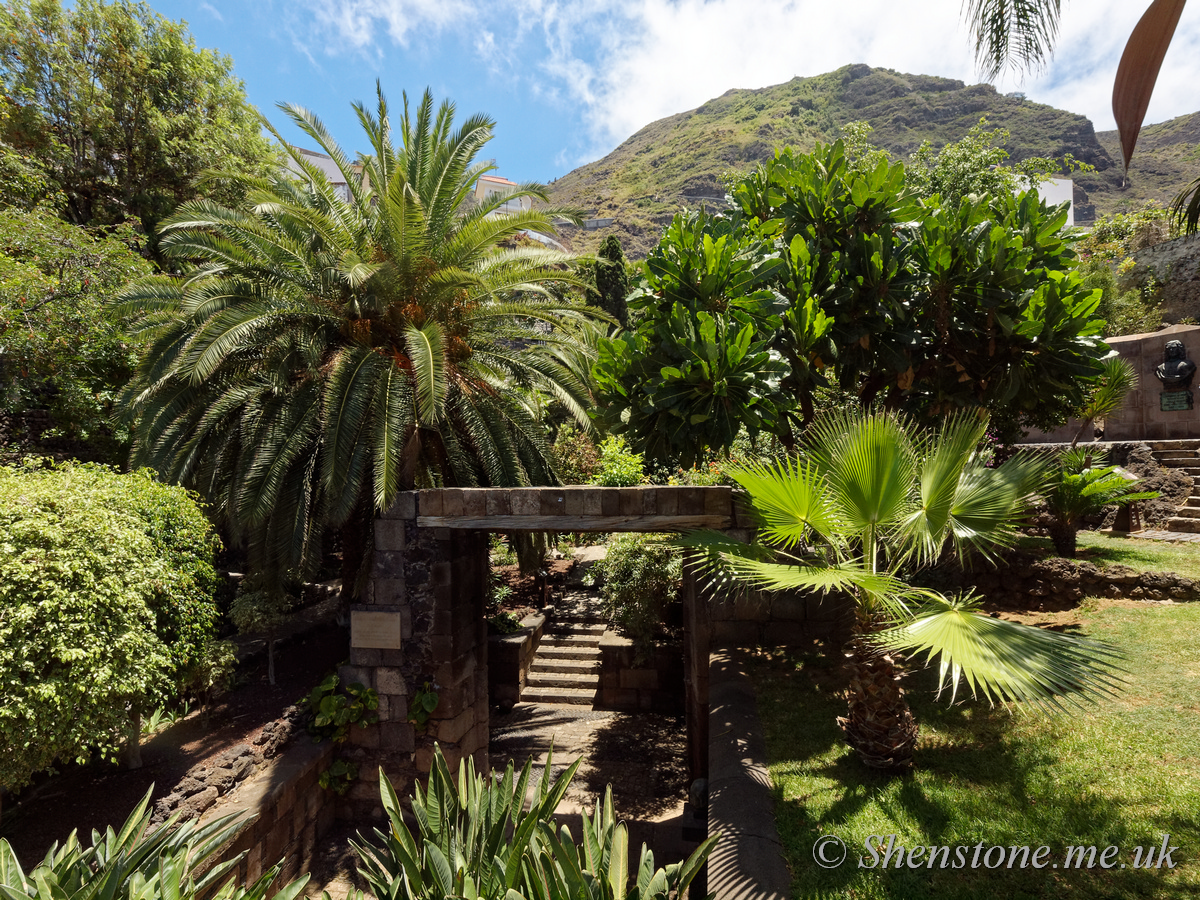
left=838, top=615, right=918, bottom=772
left=1048, top=520, right=1078, bottom=558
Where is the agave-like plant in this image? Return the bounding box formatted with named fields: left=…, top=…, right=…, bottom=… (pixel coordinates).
left=0, top=788, right=308, bottom=900
left=683, top=410, right=1123, bottom=771
left=119, top=86, right=605, bottom=592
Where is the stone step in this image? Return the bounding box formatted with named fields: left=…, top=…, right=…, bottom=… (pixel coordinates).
left=527, top=670, right=600, bottom=689
left=1147, top=439, right=1200, bottom=451
left=1166, top=517, right=1200, bottom=534
left=1155, top=450, right=1200, bottom=460
left=520, top=686, right=597, bottom=705
left=546, top=622, right=607, bottom=636
left=1174, top=507, right=1200, bottom=519
left=529, top=658, right=601, bottom=676
left=539, top=634, right=601, bottom=649
left=535, top=644, right=601, bottom=661
left=1186, top=497, right=1200, bottom=508
left=1156, top=459, right=1200, bottom=470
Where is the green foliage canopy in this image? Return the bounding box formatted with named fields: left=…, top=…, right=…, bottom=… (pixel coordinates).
left=0, top=0, right=279, bottom=235
left=0, top=462, right=222, bottom=794
left=120, top=87, right=602, bottom=592
left=0, top=208, right=152, bottom=460
left=596, top=140, right=1109, bottom=465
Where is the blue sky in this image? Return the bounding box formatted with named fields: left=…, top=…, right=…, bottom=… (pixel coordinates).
left=154, top=0, right=1200, bottom=185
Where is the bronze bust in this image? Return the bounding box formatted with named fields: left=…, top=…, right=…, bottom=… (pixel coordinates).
left=1155, top=340, right=1196, bottom=390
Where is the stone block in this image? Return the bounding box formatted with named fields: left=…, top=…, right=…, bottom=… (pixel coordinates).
left=431, top=707, right=475, bottom=744
left=679, top=488, right=704, bottom=515
left=712, top=620, right=761, bottom=645
left=584, top=490, right=604, bottom=516
left=619, top=488, right=641, bottom=516
left=380, top=722, right=416, bottom=753
left=463, top=489, right=487, bottom=516
left=620, top=669, right=660, bottom=691
left=486, top=491, right=511, bottom=516
left=658, top=489, right=678, bottom=516
left=704, top=486, right=732, bottom=517
left=383, top=693, right=407, bottom=722
left=375, top=519, right=407, bottom=552
left=442, top=489, right=464, bottom=516
left=540, top=490, right=566, bottom=515
left=349, top=724, right=380, bottom=749
left=381, top=649, right=404, bottom=667
left=376, top=667, right=405, bottom=695
left=338, top=664, right=372, bottom=688
left=244, top=844, right=263, bottom=883
left=641, top=488, right=657, bottom=515
left=386, top=492, right=417, bottom=520
left=601, top=490, right=620, bottom=516
left=733, top=590, right=771, bottom=622
left=564, top=488, right=585, bottom=516
left=373, top=577, right=406, bottom=606
left=419, top=490, right=444, bottom=516
left=510, top=489, right=540, bottom=516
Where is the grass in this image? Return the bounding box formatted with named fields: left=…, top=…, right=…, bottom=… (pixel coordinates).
left=1018, top=531, right=1200, bottom=580
left=749, top=600, right=1200, bottom=899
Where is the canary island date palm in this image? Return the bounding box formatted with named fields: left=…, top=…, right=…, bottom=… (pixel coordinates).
left=684, top=411, right=1122, bottom=771
left=119, top=86, right=602, bottom=593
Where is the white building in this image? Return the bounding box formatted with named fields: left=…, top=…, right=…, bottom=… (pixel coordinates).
left=1037, top=177, right=1075, bottom=229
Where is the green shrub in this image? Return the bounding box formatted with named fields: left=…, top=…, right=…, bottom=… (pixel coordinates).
left=0, top=462, right=224, bottom=793
left=550, top=422, right=600, bottom=484
left=597, top=534, right=681, bottom=662
left=592, top=435, right=644, bottom=486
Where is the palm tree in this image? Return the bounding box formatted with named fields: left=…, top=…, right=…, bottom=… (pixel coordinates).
left=119, top=86, right=604, bottom=594
left=962, top=0, right=1200, bottom=233
left=1044, top=447, right=1158, bottom=557
left=685, top=411, right=1122, bottom=771
left=1071, top=356, right=1138, bottom=447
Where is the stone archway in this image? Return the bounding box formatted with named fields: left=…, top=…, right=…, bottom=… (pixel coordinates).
left=336, top=486, right=754, bottom=818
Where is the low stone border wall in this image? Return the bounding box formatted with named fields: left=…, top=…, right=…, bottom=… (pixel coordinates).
left=709, top=587, right=852, bottom=647
left=707, top=650, right=791, bottom=900
left=927, top=551, right=1200, bottom=605
left=598, top=634, right=684, bottom=713
left=197, top=736, right=337, bottom=886
left=488, top=611, right=547, bottom=706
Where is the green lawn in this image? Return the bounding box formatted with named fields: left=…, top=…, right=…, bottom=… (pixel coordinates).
left=1018, top=531, right=1200, bottom=580
left=750, top=601, right=1200, bottom=899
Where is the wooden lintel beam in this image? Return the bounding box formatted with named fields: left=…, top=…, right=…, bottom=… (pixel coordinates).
left=415, top=514, right=730, bottom=532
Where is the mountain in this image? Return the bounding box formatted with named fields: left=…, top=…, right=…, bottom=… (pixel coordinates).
left=544, top=64, right=1200, bottom=259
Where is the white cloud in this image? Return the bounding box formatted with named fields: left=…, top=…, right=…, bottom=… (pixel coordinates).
left=199, top=2, right=224, bottom=23
left=305, top=0, right=476, bottom=52
left=294, top=0, right=1200, bottom=164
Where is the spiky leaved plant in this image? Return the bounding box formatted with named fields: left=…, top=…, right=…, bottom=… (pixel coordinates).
left=684, top=410, right=1123, bottom=771
left=119, top=86, right=606, bottom=594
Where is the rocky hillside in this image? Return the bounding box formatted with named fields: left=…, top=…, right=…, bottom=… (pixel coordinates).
left=546, top=64, right=1199, bottom=259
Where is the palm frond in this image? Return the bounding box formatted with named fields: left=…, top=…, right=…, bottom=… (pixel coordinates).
left=880, top=593, right=1124, bottom=709
left=962, top=0, right=1063, bottom=80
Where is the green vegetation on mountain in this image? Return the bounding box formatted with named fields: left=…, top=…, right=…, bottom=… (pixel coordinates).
left=547, top=64, right=1199, bottom=259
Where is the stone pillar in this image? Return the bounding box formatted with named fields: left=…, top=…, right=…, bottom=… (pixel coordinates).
left=337, top=491, right=490, bottom=819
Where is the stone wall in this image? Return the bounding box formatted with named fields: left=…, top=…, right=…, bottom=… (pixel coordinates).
left=597, top=633, right=685, bottom=713
left=488, top=611, right=547, bottom=707
left=925, top=551, right=1200, bottom=606
left=708, top=585, right=852, bottom=648
left=197, top=738, right=336, bottom=886
left=1101, top=324, right=1200, bottom=441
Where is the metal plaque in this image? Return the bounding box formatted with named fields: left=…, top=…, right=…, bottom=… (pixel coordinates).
left=351, top=610, right=403, bottom=649
left=1160, top=390, right=1194, bottom=412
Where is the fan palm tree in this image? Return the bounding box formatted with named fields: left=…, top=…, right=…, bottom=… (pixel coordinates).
left=119, top=86, right=605, bottom=594
left=963, top=0, right=1200, bottom=233
left=684, top=411, right=1122, bottom=771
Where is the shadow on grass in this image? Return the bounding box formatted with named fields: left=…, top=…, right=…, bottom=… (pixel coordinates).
left=751, top=649, right=1200, bottom=900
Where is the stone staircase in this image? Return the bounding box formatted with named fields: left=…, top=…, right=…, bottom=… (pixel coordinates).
left=521, top=575, right=608, bottom=705
left=1148, top=440, right=1200, bottom=534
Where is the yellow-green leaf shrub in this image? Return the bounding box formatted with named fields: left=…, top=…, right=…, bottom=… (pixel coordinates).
left=0, top=462, right=223, bottom=793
